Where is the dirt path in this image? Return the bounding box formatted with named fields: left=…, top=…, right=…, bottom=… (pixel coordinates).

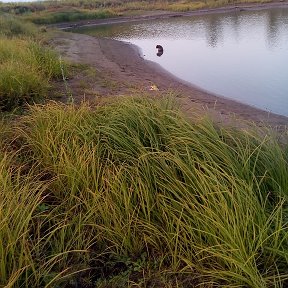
left=51, top=7, right=288, bottom=128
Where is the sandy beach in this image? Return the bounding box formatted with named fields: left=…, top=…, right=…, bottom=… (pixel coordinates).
left=51, top=2, right=288, bottom=128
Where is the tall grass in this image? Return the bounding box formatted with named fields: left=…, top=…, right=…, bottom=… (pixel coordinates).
left=25, top=8, right=117, bottom=25
left=0, top=150, right=42, bottom=286
left=7, top=97, right=286, bottom=287
left=0, top=14, right=38, bottom=38
left=0, top=150, right=92, bottom=287
left=0, top=37, right=64, bottom=111
left=0, top=15, right=66, bottom=111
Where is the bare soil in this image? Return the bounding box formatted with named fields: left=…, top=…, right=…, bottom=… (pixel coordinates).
left=50, top=3, right=288, bottom=128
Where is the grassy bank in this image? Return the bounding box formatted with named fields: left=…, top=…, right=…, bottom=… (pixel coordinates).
left=0, top=15, right=65, bottom=111
left=1, top=97, right=288, bottom=287
left=23, top=7, right=118, bottom=25
left=1, top=0, right=275, bottom=25
left=1, top=3, right=288, bottom=287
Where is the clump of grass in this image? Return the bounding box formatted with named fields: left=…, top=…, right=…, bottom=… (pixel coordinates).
left=13, top=97, right=288, bottom=287
left=25, top=7, right=118, bottom=25
left=0, top=60, right=48, bottom=110
left=0, top=14, right=66, bottom=110
left=0, top=14, right=38, bottom=38
left=28, top=41, right=64, bottom=79
left=0, top=151, right=45, bottom=287
left=169, top=1, right=206, bottom=12
left=0, top=152, right=91, bottom=287
left=0, top=37, right=64, bottom=111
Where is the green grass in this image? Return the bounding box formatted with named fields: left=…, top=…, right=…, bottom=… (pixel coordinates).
left=0, top=2, right=287, bottom=286
left=0, top=152, right=46, bottom=287
left=0, top=97, right=287, bottom=287
left=0, top=17, right=66, bottom=111
left=0, top=38, right=64, bottom=111
left=0, top=60, right=48, bottom=109
left=24, top=7, right=118, bottom=25
left=0, top=14, right=38, bottom=38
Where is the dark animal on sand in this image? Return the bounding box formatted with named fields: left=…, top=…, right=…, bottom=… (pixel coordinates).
left=156, top=45, right=164, bottom=57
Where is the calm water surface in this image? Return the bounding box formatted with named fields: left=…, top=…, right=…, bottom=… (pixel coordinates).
left=76, top=8, right=288, bottom=116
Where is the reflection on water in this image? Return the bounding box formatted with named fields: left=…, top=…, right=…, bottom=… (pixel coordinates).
left=75, top=8, right=288, bottom=116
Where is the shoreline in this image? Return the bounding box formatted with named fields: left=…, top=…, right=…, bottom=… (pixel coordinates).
left=51, top=3, right=288, bottom=127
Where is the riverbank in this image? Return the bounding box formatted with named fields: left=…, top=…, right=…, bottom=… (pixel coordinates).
left=52, top=30, right=288, bottom=128
left=50, top=1, right=288, bottom=128
left=53, top=1, right=288, bottom=30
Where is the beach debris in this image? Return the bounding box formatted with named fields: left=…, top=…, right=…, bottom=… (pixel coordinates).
left=149, top=84, right=159, bottom=91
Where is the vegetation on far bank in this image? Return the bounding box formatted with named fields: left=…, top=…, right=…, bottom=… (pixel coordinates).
left=0, top=0, right=275, bottom=24
left=1, top=3, right=288, bottom=287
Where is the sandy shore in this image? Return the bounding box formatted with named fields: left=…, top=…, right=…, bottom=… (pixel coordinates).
left=51, top=3, right=288, bottom=128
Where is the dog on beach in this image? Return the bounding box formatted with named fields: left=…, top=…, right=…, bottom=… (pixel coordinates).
left=156, top=45, right=164, bottom=57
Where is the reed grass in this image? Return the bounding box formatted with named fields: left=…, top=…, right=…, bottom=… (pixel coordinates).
left=168, top=1, right=206, bottom=12
left=0, top=60, right=47, bottom=110
left=0, top=151, right=44, bottom=286
left=0, top=36, right=64, bottom=111
left=23, top=7, right=118, bottom=25
left=1, top=0, right=276, bottom=24
left=6, top=97, right=286, bottom=287
left=0, top=14, right=38, bottom=38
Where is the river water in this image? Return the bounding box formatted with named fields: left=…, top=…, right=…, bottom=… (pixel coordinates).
left=76, top=8, right=288, bottom=116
